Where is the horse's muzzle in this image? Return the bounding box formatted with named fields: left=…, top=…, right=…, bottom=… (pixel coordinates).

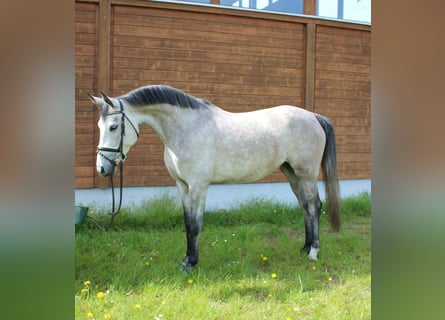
left=97, top=149, right=125, bottom=176
left=99, top=165, right=113, bottom=177
left=97, top=160, right=116, bottom=177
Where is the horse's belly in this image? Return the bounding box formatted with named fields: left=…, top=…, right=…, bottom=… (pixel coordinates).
left=212, top=172, right=272, bottom=184
left=211, top=155, right=283, bottom=184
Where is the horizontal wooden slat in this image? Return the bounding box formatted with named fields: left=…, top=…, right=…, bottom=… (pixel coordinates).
left=76, top=177, right=95, bottom=189
left=315, top=69, right=370, bottom=82
left=75, top=167, right=95, bottom=179
left=76, top=55, right=95, bottom=67
left=317, top=26, right=370, bottom=46
left=75, top=156, right=95, bottom=167
left=116, top=59, right=301, bottom=77
left=113, top=35, right=302, bottom=58
left=75, top=21, right=96, bottom=34
left=113, top=46, right=301, bottom=69
left=316, top=61, right=370, bottom=73
left=114, top=5, right=305, bottom=37
left=113, top=69, right=301, bottom=87
left=75, top=143, right=96, bottom=154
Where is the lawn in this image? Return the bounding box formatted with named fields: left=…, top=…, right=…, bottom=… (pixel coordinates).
left=75, top=193, right=370, bottom=319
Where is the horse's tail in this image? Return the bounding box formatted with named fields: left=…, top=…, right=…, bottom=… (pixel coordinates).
left=315, top=114, right=341, bottom=232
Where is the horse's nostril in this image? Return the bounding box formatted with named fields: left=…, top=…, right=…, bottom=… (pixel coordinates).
left=100, top=166, right=106, bottom=175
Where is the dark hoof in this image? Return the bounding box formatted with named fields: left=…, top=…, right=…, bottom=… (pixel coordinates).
left=180, top=262, right=193, bottom=274
left=180, top=256, right=196, bottom=273
left=301, top=243, right=311, bottom=254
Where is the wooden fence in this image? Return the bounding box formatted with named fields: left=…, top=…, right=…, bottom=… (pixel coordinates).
left=75, top=0, right=370, bottom=188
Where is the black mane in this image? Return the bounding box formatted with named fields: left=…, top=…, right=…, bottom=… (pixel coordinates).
left=121, top=85, right=210, bottom=109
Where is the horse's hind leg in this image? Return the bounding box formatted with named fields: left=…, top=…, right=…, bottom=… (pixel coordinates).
left=280, top=163, right=322, bottom=261
left=300, top=180, right=322, bottom=260
left=176, top=180, right=208, bottom=272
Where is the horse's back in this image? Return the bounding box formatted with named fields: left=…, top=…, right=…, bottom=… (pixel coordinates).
left=214, top=105, right=324, bottom=149
left=205, top=105, right=325, bottom=183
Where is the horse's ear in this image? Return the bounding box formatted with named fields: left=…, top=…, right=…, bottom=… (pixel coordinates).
left=100, top=91, right=115, bottom=108
left=87, top=92, right=97, bottom=104
left=87, top=93, right=101, bottom=105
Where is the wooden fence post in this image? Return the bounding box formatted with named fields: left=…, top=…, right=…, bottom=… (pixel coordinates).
left=304, top=0, right=317, bottom=15
left=304, top=22, right=316, bottom=111
left=95, top=0, right=112, bottom=188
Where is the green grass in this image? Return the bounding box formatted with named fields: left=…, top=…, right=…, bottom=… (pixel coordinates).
left=75, top=193, right=370, bottom=319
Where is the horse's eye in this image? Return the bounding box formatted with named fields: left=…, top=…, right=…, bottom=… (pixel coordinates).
left=109, top=124, right=118, bottom=132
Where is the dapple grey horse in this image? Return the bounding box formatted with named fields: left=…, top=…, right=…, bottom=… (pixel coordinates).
left=88, top=85, right=341, bottom=272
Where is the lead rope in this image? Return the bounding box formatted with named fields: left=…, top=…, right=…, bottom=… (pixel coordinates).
left=87, top=159, right=123, bottom=231
left=107, top=100, right=126, bottom=229
left=108, top=158, right=124, bottom=229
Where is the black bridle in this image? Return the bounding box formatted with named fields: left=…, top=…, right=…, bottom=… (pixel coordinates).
left=97, top=100, right=139, bottom=227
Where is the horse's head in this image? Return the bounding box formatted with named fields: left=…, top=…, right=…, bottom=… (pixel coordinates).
left=88, top=92, right=139, bottom=177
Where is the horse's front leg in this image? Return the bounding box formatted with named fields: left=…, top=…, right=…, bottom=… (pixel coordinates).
left=177, top=181, right=208, bottom=272
left=182, top=206, right=203, bottom=272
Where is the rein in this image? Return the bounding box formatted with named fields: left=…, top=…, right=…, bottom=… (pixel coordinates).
left=97, top=100, right=139, bottom=228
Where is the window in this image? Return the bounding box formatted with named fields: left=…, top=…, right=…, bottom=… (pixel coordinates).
left=221, top=0, right=304, bottom=15
left=173, top=0, right=371, bottom=23
left=317, top=0, right=371, bottom=23
left=180, top=0, right=212, bottom=3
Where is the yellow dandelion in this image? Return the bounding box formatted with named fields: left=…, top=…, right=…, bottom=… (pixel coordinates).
left=328, top=276, right=333, bottom=282
left=187, top=279, right=193, bottom=284
left=87, top=312, right=94, bottom=318
left=311, top=266, right=316, bottom=270
left=104, top=313, right=111, bottom=319
left=81, top=288, right=88, bottom=293
left=293, top=307, right=300, bottom=312
left=286, top=317, right=292, bottom=320
left=268, top=293, right=273, bottom=298
left=262, top=256, right=268, bottom=261
left=271, top=273, right=277, bottom=279
left=84, top=280, right=91, bottom=286
left=134, top=304, right=141, bottom=310
left=97, top=291, right=105, bottom=299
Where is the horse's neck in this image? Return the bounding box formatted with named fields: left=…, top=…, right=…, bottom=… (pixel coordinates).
left=133, top=104, right=200, bottom=144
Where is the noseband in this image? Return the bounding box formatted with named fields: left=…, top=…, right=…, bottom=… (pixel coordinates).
left=97, top=100, right=139, bottom=227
